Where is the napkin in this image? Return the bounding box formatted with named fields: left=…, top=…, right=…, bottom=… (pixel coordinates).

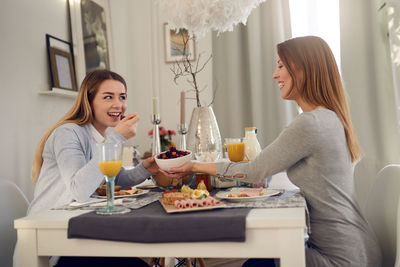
left=69, top=198, right=105, bottom=207
left=90, top=199, right=124, bottom=207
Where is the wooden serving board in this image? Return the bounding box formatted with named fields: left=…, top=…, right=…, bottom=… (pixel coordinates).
left=159, top=198, right=226, bottom=213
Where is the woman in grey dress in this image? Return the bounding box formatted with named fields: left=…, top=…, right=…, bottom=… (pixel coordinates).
left=166, top=36, right=382, bottom=267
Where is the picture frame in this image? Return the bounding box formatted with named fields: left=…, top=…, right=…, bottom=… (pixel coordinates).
left=164, top=23, right=196, bottom=63
left=48, top=47, right=77, bottom=91
left=68, top=0, right=114, bottom=85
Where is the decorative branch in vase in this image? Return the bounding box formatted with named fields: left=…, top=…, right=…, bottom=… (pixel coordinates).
left=169, top=31, right=222, bottom=162
left=170, top=31, right=214, bottom=107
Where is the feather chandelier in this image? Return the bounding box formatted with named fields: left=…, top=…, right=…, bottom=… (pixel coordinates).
left=157, top=0, right=267, bottom=38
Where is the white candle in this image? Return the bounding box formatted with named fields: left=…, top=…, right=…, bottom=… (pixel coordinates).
left=152, top=97, right=159, bottom=115
left=180, top=91, right=185, bottom=124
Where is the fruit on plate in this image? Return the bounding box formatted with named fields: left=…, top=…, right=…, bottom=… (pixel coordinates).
left=157, top=147, right=190, bottom=159
left=181, top=185, right=194, bottom=194
left=197, top=180, right=207, bottom=191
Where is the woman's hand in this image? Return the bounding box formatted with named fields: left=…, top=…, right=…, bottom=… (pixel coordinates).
left=162, top=161, right=217, bottom=178
left=142, top=157, right=159, bottom=174
left=114, top=113, right=140, bottom=139
left=160, top=161, right=195, bottom=178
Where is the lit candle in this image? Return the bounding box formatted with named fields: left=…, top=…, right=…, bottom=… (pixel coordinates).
left=180, top=91, right=185, bottom=124
left=152, top=97, right=159, bottom=115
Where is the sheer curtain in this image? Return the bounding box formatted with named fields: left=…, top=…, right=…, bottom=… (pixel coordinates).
left=211, top=0, right=297, bottom=148
left=386, top=1, right=400, bottom=129
left=340, top=0, right=400, bottom=207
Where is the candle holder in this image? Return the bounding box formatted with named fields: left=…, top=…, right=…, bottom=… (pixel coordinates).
left=151, top=114, right=161, bottom=156
left=178, top=123, right=187, bottom=150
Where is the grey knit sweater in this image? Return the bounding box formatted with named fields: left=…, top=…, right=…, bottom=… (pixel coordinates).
left=28, top=123, right=151, bottom=215
left=217, top=108, right=381, bottom=267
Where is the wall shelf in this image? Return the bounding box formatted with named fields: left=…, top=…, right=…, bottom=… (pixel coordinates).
left=39, top=88, right=78, bottom=98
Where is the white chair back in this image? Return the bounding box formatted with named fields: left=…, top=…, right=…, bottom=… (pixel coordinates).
left=365, top=164, right=400, bottom=267
left=0, top=180, right=29, bottom=267
left=268, top=172, right=299, bottom=190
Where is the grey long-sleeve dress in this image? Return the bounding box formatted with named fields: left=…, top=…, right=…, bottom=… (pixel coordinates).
left=216, top=108, right=381, bottom=267
left=28, top=123, right=151, bottom=215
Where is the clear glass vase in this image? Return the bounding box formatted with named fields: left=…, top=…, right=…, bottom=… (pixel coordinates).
left=187, top=106, right=222, bottom=162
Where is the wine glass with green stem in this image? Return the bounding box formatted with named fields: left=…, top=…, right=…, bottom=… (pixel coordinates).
left=96, top=142, right=130, bottom=215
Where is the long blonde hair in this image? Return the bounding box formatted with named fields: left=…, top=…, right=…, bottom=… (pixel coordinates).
left=31, top=69, right=127, bottom=183
left=277, top=36, right=361, bottom=162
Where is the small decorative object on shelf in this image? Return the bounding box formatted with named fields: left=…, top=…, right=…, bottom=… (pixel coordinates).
left=45, top=34, right=77, bottom=93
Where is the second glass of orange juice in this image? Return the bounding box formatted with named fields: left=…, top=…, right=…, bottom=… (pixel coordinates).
left=225, top=138, right=245, bottom=162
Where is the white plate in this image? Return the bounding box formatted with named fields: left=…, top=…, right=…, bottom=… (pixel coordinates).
left=215, top=188, right=281, bottom=202
left=159, top=198, right=226, bottom=213
left=92, top=189, right=149, bottom=199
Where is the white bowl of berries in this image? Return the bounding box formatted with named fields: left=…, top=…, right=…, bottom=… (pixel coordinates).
left=154, top=147, right=192, bottom=172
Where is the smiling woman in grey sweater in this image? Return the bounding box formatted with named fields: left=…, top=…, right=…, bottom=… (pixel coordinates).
left=167, top=36, right=382, bottom=267
left=28, top=70, right=157, bottom=266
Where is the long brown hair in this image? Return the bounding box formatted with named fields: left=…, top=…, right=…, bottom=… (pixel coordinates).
left=277, top=36, right=361, bottom=162
left=31, top=69, right=127, bottom=183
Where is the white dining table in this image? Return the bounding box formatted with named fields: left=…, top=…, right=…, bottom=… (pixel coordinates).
left=14, top=206, right=306, bottom=267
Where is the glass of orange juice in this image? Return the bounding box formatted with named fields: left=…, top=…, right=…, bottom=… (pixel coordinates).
left=225, top=138, right=245, bottom=162
left=96, top=142, right=130, bottom=215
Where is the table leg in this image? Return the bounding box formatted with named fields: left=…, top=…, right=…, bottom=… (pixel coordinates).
left=279, top=229, right=306, bottom=267
left=16, top=229, right=48, bottom=267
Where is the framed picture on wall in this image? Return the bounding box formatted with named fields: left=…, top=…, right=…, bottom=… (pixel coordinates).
left=48, top=47, right=77, bottom=91
left=164, top=23, right=196, bottom=63
left=68, top=0, right=114, bottom=85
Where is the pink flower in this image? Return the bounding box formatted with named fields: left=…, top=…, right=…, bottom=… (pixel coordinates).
left=160, top=129, right=169, bottom=136
left=148, top=126, right=176, bottom=137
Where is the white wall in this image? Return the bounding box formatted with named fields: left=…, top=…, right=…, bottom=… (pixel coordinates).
left=0, top=0, right=212, bottom=200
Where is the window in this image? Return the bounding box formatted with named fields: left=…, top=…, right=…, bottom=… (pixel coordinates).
left=289, top=0, right=341, bottom=69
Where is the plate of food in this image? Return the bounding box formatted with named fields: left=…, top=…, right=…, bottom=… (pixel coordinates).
left=159, top=193, right=226, bottom=213
left=92, top=185, right=149, bottom=199
left=159, top=184, right=226, bottom=213
left=215, top=187, right=281, bottom=202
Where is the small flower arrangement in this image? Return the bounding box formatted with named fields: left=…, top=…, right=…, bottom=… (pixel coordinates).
left=148, top=126, right=176, bottom=152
